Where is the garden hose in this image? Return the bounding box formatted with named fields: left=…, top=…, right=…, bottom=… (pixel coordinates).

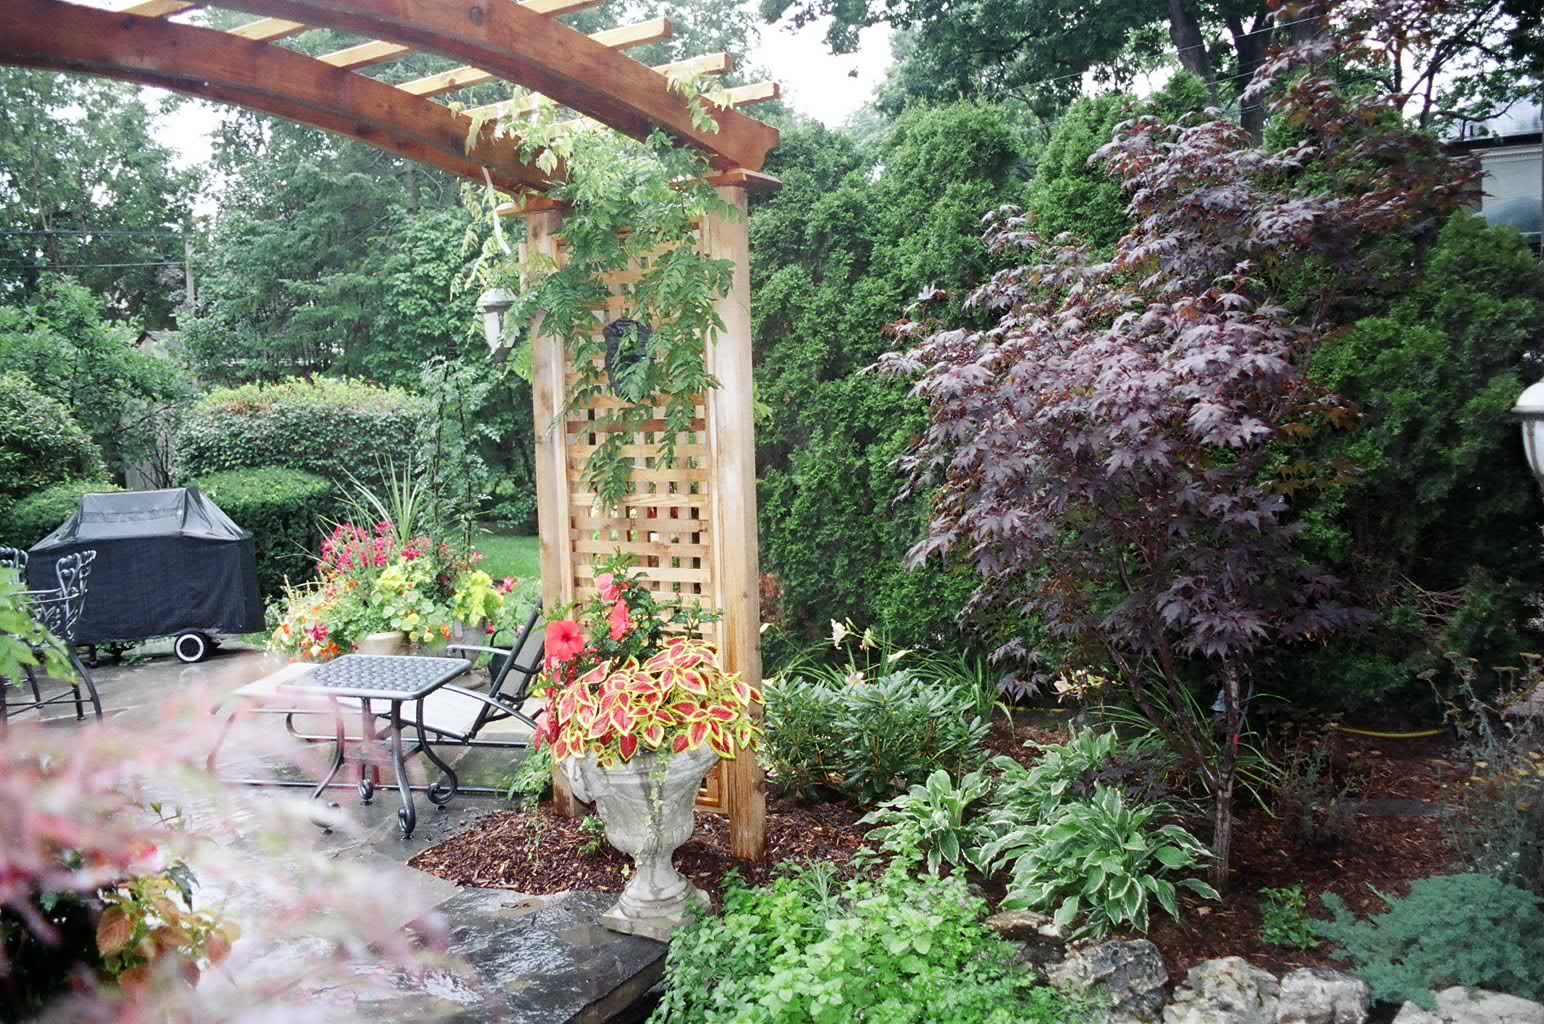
left=1329, top=724, right=1445, bottom=739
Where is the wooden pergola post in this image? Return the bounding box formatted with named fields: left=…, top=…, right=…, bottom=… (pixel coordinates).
left=524, top=190, right=767, bottom=860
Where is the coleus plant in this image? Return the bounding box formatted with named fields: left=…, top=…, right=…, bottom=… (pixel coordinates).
left=533, top=557, right=763, bottom=766
left=535, top=636, right=763, bottom=766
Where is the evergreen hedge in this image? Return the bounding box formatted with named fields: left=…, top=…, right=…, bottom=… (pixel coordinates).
left=0, top=480, right=123, bottom=550
left=0, top=373, right=106, bottom=504
left=175, top=377, right=428, bottom=490
left=194, top=467, right=336, bottom=601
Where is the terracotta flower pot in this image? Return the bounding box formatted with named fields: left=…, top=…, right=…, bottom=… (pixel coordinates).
left=355, top=630, right=407, bottom=656
left=562, top=745, right=718, bottom=941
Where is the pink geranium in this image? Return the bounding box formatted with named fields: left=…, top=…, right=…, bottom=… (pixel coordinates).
left=596, top=573, right=620, bottom=603
left=607, top=599, right=632, bottom=641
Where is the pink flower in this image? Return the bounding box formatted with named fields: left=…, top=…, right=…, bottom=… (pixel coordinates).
left=402, top=546, right=421, bottom=561
left=596, top=573, right=620, bottom=603
left=486, top=623, right=498, bottom=635
left=500, top=577, right=517, bottom=594
left=375, top=554, right=387, bottom=567
left=607, top=600, right=632, bottom=641
left=548, top=620, right=586, bottom=663
left=376, top=521, right=394, bottom=536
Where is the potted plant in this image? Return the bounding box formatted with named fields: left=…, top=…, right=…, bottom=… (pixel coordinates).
left=533, top=559, right=762, bottom=940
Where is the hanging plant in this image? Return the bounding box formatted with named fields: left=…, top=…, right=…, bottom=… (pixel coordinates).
left=466, top=81, right=738, bottom=512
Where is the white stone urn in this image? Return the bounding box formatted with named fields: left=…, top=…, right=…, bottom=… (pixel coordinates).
left=563, top=744, right=718, bottom=941
left=355, top=630, right=407, bottom=656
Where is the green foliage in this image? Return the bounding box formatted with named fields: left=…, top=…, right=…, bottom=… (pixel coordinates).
left=192, top=468, right=336, bottom=600
left=753, top=106, right=1032, bottom=656
left=0, top=277, right=189, bottom=482
left=1259, top=886, right=1319, bottom=950
left=0, top=373, right=105, bottom=505
left=471, top=111, right=732, bottom=513
left=0, top=68, right=195, bottom=327
left=175, top=377, right=428, bottom=491
left=980, top=786, right=1219, bottom=939
left=761, top=669, right=989, bottom=805
left=650, top=857, right=1076, bottom=1024
left=861, top=769, right=995, bottom=875
left=1293, top=213, right=1544, bottom=706
left=0, top=480, right=122, bottom=550
left=0, top=576, right=73, bottom=687
left=1024, top=95, right=1135, bottom=250
left=502, top=747, right=554, bottom=805
left=990, top=728, right=1167, bottom=824
left=1315, top=874, right=1544, bottom=1006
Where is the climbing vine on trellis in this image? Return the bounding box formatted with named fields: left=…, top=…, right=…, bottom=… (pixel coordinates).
left=468, top=86, right=737, bottom=511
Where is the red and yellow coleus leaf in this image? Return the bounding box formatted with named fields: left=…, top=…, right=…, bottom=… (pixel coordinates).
left=619, top=733, right=639, bottom=761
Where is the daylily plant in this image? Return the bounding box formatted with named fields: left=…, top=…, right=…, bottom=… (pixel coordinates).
left=533, top=558, right=762, bottom=766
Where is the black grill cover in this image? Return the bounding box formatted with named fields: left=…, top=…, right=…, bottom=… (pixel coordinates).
left=28, top=488, right=264, bottom=645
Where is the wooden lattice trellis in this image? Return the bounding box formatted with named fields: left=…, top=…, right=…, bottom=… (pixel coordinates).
left=1, top=0, right=781, bottom=860
left=524, top=181, right=769, bottom=858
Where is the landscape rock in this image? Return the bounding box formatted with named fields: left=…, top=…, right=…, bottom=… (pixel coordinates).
left=1276, top=969, right=1369, bottom=1024
left=984, top=910, right=1066, bottom=975
left=1048, top=939, right=1170, bottom=1024
left=1392, top=988, right=1544, bottom=1024
left=1164, top=957, right=1280, bottom=1024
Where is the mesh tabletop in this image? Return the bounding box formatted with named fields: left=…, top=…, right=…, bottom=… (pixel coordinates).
left=279, top=655, right=471, bottom=702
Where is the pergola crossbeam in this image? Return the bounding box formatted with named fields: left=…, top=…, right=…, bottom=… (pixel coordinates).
left=197, top=0, right=778, bottom=169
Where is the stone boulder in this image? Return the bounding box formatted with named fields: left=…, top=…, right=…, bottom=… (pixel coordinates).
left=1164, top=957, right=1281, bottom=1024
left=1277, top=969, right=1370, bottom=1024
left=983, top=909, right=1066, bottom=976
left=1048, top=940, right=1170, bottom=1024
left=1392, top=988, right=1544, bottom=1024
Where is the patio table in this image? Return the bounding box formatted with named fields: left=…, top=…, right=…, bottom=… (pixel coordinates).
left=278, top=654, right=472, bottom=838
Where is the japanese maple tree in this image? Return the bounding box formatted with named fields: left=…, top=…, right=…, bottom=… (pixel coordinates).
left=880, top=0, right=1474, bottom=887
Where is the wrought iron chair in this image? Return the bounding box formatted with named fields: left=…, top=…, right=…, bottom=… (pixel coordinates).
left=1, top=549, right=101, bottom=725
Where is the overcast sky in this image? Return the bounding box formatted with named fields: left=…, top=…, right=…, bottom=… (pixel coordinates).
left=147, top=11, right=893, bottom=171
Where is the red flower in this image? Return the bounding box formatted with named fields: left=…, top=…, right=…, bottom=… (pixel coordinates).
left=607, top=600, right=633, bottom=641
left=548, top=619, right=586, bottom=663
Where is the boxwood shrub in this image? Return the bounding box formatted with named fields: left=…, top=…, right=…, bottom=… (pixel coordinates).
left=0, top=373, right=106, bottom=504
left=0, top=480, right=124, bottom=550
left=175, top=377, right=428, bottom=489
left=194, top=468, right=336, bottom=600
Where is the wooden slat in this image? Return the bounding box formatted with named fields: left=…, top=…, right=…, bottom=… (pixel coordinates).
left=401, top=17, right=671, bottom=99
left=573, top=539, right=711, bottom=558
left=228, top=17, right=309, bottom=41
left=0, top=1, right=557, bottom=193
left=204, top=0, right=778, bottom=170
left=470, top=52, right=732, bottom=122
left=319, top=38, right=408, bottom=69
left=112, top=0, right=200, bottom=16
left=722, top=81, right=781, bottom=108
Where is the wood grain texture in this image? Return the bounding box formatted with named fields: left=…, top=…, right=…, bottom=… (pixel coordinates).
left=195, top=0, right=778, bottom=169
left=0, top=0, right=555, bottom=193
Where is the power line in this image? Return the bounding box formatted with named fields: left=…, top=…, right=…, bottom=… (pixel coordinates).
left=0, top=229, right=184, bottom=237
left=0, top=260, right=184, bottom=269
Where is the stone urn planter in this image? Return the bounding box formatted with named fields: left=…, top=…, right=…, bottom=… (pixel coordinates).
left=563, top=744, right=718, bottom=941
left=355, top=630, right=407, bottom=656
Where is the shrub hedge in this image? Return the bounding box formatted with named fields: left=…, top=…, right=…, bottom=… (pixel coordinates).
left=0, top=373, right=106, bottom=504
left=193, top=468, right=336, bottom=600
left=0, top=480, right=124, bottom=550
left=175, top=377, right=428, bottom=489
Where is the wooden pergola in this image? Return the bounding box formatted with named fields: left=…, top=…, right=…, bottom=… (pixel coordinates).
left=0, top=0, right=778, bottom=860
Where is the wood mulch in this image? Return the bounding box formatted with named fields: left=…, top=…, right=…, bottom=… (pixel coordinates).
left=411, top=718, right=1471, bottom=983
left=408, top=794, right=872, bottom=911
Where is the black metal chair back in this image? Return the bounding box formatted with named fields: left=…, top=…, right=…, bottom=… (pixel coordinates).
left=1, top=549, right=101, bottom=724
left=447, top=604, right=545, bottom=738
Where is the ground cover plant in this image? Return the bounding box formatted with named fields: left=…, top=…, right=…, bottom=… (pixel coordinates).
left=648, top=853, right=1079, bottom=1024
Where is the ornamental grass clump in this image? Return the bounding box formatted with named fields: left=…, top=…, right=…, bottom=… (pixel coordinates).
left=532, top=557, right=762, bottom=766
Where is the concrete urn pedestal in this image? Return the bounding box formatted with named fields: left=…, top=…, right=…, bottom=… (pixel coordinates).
left=563, top=745, right=719, bottom=942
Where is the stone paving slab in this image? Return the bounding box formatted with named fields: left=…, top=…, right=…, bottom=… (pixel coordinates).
left=382, top=890, right=668, bottom=1024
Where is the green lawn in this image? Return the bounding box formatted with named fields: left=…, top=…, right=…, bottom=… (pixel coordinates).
left=475, top=532, right=542, bottom=589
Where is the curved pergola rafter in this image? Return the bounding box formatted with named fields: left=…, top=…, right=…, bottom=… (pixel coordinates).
left=0, top=0, right=780, bottom=193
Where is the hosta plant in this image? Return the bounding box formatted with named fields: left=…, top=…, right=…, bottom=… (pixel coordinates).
left=860, top=769, right=995, bottom=875
left=533, top=557, right=761, bottom=766
left=979, top=786, right=1219, bottom=939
